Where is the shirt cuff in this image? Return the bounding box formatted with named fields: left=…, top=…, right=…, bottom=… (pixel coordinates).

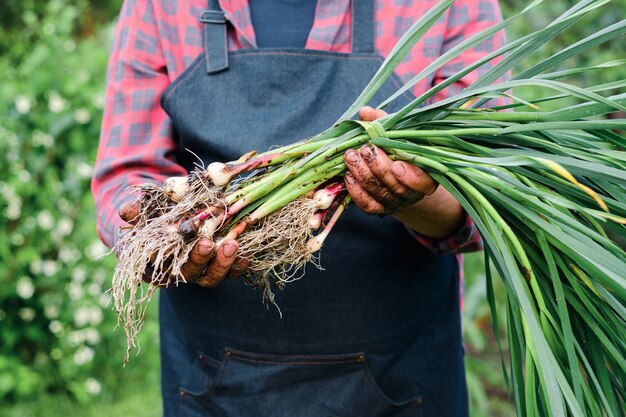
left=406, top=213, right=483, bottom=255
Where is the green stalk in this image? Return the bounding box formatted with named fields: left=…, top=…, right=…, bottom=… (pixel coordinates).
left=246, top=153, right=345, bottom=219
left=249, top=164, right=345, bottom=222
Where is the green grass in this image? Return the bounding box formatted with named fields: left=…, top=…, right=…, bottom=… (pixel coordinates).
left=3, top=384, right=161, bottom=417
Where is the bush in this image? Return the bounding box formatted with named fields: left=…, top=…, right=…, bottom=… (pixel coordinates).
left=0, top=0, right=157, bottom=404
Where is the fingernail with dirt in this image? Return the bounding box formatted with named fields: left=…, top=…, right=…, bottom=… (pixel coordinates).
left=223, top=242, right=237, bottom=257
left=360, top=145, right=374, bottom=162
left=345, top=150, right=359, bottom=165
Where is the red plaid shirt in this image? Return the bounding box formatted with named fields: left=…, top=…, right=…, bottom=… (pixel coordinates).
left=93, top=0, right=507, bottom=258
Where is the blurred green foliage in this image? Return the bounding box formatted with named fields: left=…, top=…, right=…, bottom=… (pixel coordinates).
left=0, top=0, right=623, bottom=415
left=0, top=0, right=123, bottom=58
left=500, top=0, right=626, bottom=111
left=0, top=0, right=158, bottom=405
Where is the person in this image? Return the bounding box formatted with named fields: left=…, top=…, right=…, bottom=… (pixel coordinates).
left=92, top=1, right=507, bottom=416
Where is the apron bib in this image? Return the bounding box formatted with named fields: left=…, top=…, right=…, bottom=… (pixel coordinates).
left=159, top=1, right=466, bottom=416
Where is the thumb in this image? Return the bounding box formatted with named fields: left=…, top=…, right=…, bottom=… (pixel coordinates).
left=118, top=200, right=141, bottom=225
left=358, top=106, right=388, bottom=122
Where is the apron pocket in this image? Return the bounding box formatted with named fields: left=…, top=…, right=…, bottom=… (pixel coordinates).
left=179, top=348, right=423, bottom=417
left=178, top=352, right=229, bottom=414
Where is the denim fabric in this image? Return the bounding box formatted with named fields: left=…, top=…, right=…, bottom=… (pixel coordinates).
left=249, top=0, right=318, bottom=48
left=178, top=349, right=422, bottom=417
left=159, top=1, right=466, bottom=416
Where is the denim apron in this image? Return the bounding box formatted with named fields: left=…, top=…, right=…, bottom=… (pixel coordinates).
left=159, top=1, right=466, bottom=416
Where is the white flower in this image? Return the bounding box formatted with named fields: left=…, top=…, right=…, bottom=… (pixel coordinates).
left=57, top=198, right=71, bottom=212
left=73, top=346, right=95, bottom=365
left=73, top=108, right=91, bottom=124
left=93, top=269, right=108, bottom=285
left=68, top=282, right=84, bottom=301
left=23, top=216, right=37, bottom=231
left=48, top=91, right=67, bottom=113
left=32, top=130, right=54, bottom=148
left=56, top=217, right=74, bottom=237
left=37, top=210, right=55, bottom=230
left=76, top=161, right=93, bottom=179
left=98, top=293, right=111, bottom=308
left=74, top=306, right=104, bottom=327
left=74, top=309, right=88, bottom=326
left=92, top=92, right=105, bottom=109
left=41, top=260, right=59, bottom=277
left=49, top=320, right=62, bottom=334
left=72, top=266, right=87, bottom=283
left=88, top=307, right=103, bottom=326
left=88, top=282, right=101, bottom=297
left=30, top=259, right=42, bottom=274
left=44, top=304, right=60, bottom=319
left=87, top=241, right=109, bottom=259
left=59, top=247, right=80, bottom=264
left=10, top=233, right=24, bottom=246
left=84, top=378, right=102, bottom=395
left=68, top=330, right=84, bottom=345
left=0, top=182, right=22, bottom=220
left=19, top=307, right=36, bottom=322
left=15, top=95, right=32, bottom=114
left=16, top=277, right=35, bottom=299
left=83, top=328, right=101, bottom=345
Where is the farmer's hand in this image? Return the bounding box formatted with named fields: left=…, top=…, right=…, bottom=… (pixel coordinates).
left=118, top=199, right=247, bottom=287
left=344, top=106, right=465, bottom=239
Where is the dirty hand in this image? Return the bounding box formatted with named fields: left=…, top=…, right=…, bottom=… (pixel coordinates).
left=118, top=198, right=247, bottom=287
left=344, top=106, right=465, bottom=238
left=344, top=106, right=438, bottom=215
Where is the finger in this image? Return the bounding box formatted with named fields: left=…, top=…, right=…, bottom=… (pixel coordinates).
left=119, top=200, right=141, bottom=225
left=143, top=261, right=173, bottom=288
left=227, top=256, right=249, bottom=277
left=344, top=172, right=385, bottom=214
left=358, top=106, right=388, bottom=122
left=142, top=264, right=156, bottom=285
left=360, top=145, right=423, bottom=203
left=179, top=240, right=215, bottom=281
left=344, top=149, right=402, bottom=206
left=196, top=240, right=239, bottom=287
left=390, top=161, right=438, bottom=196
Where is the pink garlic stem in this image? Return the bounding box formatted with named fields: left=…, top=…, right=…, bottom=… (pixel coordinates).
left=308, top=210, right=328, bottom=230
left=226, top=152, right=284, bottom=175
left=306, top=195, right=350, bottom=253
left=313, top=182, right=345, bottom=210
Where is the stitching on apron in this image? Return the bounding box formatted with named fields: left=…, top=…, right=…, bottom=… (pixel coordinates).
left=229, top=357, right=363, bottom=366
left=223, top=25, right=229, bottom=70
left=163, top=57, right=204, bottom=102
left=231, top=50, right=380, bottom=60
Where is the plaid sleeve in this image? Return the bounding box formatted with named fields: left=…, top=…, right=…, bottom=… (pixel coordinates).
left=91, top=0, right=187, bottom=248
left=412, top=0, right=508, bottom=255
left=406, top=213, right=483, bottom=255
left=432, top=0, right=509, bottom=103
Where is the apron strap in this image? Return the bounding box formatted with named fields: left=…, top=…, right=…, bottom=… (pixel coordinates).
left=199, top=0, right=376, bottom=72
left=199, top=0, right=229, bottom=74
left=351, top=0, right=375, bottom=53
